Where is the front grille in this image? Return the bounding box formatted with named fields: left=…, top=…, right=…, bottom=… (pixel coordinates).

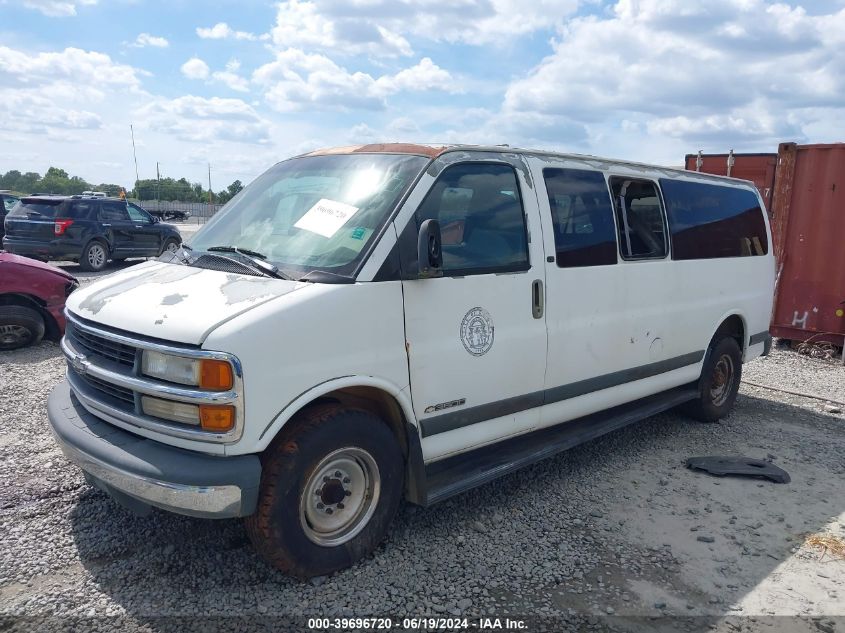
left=76, top=371, right=135, bottom=407
left=67, top=322, right=137, bottom=367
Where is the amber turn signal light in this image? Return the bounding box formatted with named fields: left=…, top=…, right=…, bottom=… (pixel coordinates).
left=199, top=405, right=235, bottom=432
left=199, top=359, right=233, bottom=390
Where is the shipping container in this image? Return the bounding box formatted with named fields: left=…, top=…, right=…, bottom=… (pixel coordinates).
left=684, top=151, right=777, bottom=211
left=769, top=142, right=845, bottom=347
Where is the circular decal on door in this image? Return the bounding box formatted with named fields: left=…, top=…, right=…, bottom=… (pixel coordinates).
left=460, top=307, right=495, bottom=356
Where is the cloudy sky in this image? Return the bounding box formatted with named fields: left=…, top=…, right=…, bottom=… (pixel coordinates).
left=0, top=0, right=843, bottom=189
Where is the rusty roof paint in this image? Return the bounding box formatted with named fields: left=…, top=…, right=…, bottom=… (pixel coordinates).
left=304, top=143, right=449, bottom=158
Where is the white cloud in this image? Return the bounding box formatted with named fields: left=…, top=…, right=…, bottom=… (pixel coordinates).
left=376, top=57, right=454, bottom=93
left=271, top=0, right=412, bottom=57
left=21, top=0, right=96, bottom=17
left=180, top=57, right=210, bottom=80
left=196, top=22, right=262, bottom=41
left=133, top=33, right=169, bottom=48
left=252, top=49, right=457, bottom=111
left=268, top=0, right=579, bottom=58
left=212, top=70, right=250, bottom=92
left=0, top=91, right=101, bottom=134
left=0, top=46, right=144, bottom=92
left=133, top=96, right=271, bottom=144
left=502, top=0, right=845, bottom=151
left=212, top=60, right=250, bottom=92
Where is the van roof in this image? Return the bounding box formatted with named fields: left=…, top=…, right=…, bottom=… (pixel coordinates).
left=302, top=142, right=759, bottom=188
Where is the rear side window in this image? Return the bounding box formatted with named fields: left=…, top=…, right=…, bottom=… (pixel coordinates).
left=67, top=202, right=94, bottom=219
left=543, top=168, right=617, bottom=268
left=100, top=202, right=129, bottom=221
left=416, top=163, right=529, bottom=275
left=609, top=178, right=668, bottom=260
left=660, top=179, right=768, bottom=259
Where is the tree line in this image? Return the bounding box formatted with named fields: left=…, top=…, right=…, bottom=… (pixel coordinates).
left=0, top=167, right=244, bottom=204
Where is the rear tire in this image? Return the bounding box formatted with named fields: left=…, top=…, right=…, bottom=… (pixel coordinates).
left=79, top=240, right=108, bottom=272
left=0, top=306, right=45, bottom=350
left=245, top=405, right=404, bottom=579
left=683, top=337, right=743, bottom=422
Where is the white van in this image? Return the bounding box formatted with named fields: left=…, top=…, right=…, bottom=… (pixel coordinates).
left=48, top=144, right=774, bottom=577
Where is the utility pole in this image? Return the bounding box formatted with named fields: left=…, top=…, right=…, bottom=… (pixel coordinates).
left=208, top=163, right=213, bottom=206
left=130, top=124, right=140, bottom=198
left=156, top=162, right=161, bottom=205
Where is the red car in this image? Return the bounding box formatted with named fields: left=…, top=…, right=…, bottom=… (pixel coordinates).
left=0, top=253, right=78, bottom=350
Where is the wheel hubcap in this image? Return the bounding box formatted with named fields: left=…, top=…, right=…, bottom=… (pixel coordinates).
left=0, top=324, right=31, bottom=346
left=88, top=245, right=105, bottom=267
left=709, top=353, right=735, bottom=407
left=300, top=447, right=380, bottom=547
left=167, top=242, right=179, bottom=253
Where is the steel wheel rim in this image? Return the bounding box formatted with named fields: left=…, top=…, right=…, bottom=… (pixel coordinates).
left=88, top=244, right=106, bottom=268
left=0, top=324, right=31, bottom=346
left=710, top=353, right=735, bottom=406
left=300, top=447, right=380, bottom=547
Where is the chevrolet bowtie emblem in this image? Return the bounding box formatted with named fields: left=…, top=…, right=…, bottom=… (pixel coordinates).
left=70, top=353, right=88, bottom=375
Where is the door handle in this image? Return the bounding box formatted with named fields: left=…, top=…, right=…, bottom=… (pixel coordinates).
left=101, top=223, right=111, bottom=227
left=532, top=279, right=544, bottom=319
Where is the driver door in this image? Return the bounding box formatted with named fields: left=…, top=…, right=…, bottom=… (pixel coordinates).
left=400, top=158, right=548, bottom=462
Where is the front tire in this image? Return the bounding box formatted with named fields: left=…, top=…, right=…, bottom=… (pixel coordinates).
left=245, top=405, right=404, bottom=578
left=684, top=337, right=743, bottom=422
left=79, top=240, right=108, bottom=272
left=0, top=306, right=45, bottom=350
left=160, top=238, right=180, bottom=257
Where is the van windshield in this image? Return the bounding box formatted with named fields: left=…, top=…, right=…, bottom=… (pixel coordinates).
left=190, top=153, right=428, bottom=277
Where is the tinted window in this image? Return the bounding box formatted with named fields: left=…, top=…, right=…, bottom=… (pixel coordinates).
left=544, top=168, right=617, bottom=267
left=100, top=202, right=129, bottom=221
left=67, top=201, right=94, bottom=219
left=610, top=178, right=668, bottom=259
left=127, top=203, right=151, bottom=223
left=416, top=163, right=529, bottom=275
left=660, top=179, right=768, bottom=259
left=9, top=200, right=63, bottom=218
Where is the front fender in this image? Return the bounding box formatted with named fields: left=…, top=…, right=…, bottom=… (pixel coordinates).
left=254, top=375, right=418, bottom=452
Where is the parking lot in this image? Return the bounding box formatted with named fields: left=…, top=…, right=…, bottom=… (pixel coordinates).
left=1, top=261, right=843, bottom=632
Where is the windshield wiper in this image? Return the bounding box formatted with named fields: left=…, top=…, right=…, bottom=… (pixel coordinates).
left=208, top=245, right=267, bottom=259
left=205, top=245, right=294, bottom=281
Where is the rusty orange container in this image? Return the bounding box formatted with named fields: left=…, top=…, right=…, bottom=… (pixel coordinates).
left=684, top=152, right=777, bottom=210
left=769, top=142, right=845, bottom=346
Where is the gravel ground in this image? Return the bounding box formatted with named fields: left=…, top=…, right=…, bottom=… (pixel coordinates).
left=1, top=296, right=843, bottom=633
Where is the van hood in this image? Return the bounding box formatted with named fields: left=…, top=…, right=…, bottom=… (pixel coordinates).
left=66, top=261, right=305, bottom=345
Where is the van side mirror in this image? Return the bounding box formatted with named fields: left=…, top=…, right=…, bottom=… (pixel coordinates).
left=417, top=218, right=443, bottom=278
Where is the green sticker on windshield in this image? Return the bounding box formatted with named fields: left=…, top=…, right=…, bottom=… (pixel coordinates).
left=350, top=227, right=366, bottom=240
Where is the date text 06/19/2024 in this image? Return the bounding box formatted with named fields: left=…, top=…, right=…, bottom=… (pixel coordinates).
left=307, top=617, right=528, bottom=630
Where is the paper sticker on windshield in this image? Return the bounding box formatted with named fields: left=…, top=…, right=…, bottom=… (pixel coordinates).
left=294, top=198, right=359, bottom=238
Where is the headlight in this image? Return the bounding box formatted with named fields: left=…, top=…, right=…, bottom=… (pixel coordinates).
left=141, top=351, right=233, bottom=390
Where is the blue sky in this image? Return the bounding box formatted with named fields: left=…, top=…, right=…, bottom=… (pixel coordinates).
left=1, top=0, right=843, bottom=189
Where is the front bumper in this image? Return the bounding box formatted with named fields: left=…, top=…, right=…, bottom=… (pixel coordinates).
left=48, top=380, right=261, bottom=518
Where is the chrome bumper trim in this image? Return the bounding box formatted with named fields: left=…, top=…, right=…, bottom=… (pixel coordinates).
left=56, top=433, right=244, bottom=517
